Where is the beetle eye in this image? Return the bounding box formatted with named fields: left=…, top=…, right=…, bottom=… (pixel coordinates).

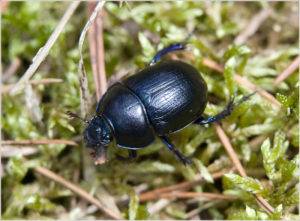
left=89, top=129, right=98, bottom=140
left=84, top=125, right=102, bottom=147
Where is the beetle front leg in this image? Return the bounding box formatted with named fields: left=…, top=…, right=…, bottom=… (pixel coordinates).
left=195, top=92, right=256, bottom=125
left=149, top=28, right=196, bottom=66
left=116, top=150, right=138, bottom=163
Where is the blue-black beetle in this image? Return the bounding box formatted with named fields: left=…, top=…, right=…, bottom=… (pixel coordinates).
left=68, top=30, right=254, bottom=169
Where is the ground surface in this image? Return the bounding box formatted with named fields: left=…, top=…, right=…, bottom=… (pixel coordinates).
left=1, top=1, right=299, bottom=220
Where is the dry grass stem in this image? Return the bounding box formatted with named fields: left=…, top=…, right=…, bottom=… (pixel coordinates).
left=234, top=74, right=282, bottom=107
left=10, top=1, right=80, bottom=95
left=96, top=8, right=107, bottom=97
left=184, top=200, right=220, bottom=219
left=2, top=58, right=21, bottom=82
left=2, top=78, right=63, bottom=94
left=33, top=165, right=124, bottom=220
left=254, top=196, right=275, bottom=214
left=139, top=167, right=234, bottom=202
left=249, top=135, right=268, bottom=149
left=202, top=57, right=224, bottom=73
left=273, top=55, right=299, bottom=86
left=234, top=8, right=270, bottom=45
left=2, top=146, right=38, bottom=158
left=214, top=123, right=247, bottom=177
left=214, top=123, right=275, bottom=215
left=78, top=1, right=105, bottom=117
left=154, top=192, right=236, bottom=201
left=87, top=3, right=100, bottom=100
left=202, top=57, right=282, bottom=107
left=2, top=139, right=78, bottom=146
left=88, top=3, right=107, bottom=100
left=148, top=199, right=172, bottom=215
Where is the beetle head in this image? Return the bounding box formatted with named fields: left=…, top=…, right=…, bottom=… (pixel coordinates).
left=84, top=115, right=112, bottom=164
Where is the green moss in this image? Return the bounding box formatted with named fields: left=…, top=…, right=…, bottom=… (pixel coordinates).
left=2, top=1, right=298, bottom=220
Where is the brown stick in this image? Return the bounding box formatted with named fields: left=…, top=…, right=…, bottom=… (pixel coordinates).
left=96, top=8, right=107, bottom=97
left=139, top=168, right=235, bottom=203
left=33, top=165, right=124, bottom=220
left=273, top=55, right=299, bottom=86
left=139, top=167, right=234, bottom=202
left=2, top=139, right=77, bottom=146
left=234, top=74, right=282, bottom=107
left=143, top=192, right=236, bottom=201
left=214, top=123, right=275, bottom=215
left=214, top=123, right=247, bottom=178
left=202, top=57, right=224, bottom=73
left=88, top=3, right=101, bottom=100
left=202, top=57, right=282, bottom=107
left=78, top=1, right=105, bottom=117
left=2, top=78, right=63, bottom=94
left=88, top=3, right=107, bottom=101
left=249, top=135, right=268, bottom=149
left=234, top=8, right=269, bottom=45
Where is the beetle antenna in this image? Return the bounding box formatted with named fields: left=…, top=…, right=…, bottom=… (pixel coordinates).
left=182, top=27, right=197, bottom=44
left=66, top=111, right=89, bottom=124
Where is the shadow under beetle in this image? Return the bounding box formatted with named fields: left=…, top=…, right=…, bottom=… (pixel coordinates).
left=68, top=29, right=254, bottom=172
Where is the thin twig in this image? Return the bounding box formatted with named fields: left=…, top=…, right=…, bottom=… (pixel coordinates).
left=249, top=135, right=268, bottom=149
left=148, top=199, right=172, bottom=215
left=95, top=7, right=107, bottom=97
left=78, top=1, right=105, bottom=117
left=184, top=200, right=220, bottom=219
left=88, top=2, right=107, bottom=101
left=2, top=78, right=63, bottom=94
left=33, top=165, right=124, bottom=220
left=144, top=192, right=236, bottom=201
left=139, top=167, right=234, bottom=202
left=10, top=1, right=80, bottom=95
left=254, top=196, right=275, bottom=215
left=2, top=139, right=78, bottom=146
left=234, top=74, right=282, bottom=107
left=273, top=55, right=299, bottom=86
left=2, top=58, right=21, bottom=82
left=234, top=8, right=270, bottom=45
left=202, top=57, right=224, bottom=73
left=214, top=123, right=247, bottom=177
left=88, top=2, right=99, bottom=99
left=2, top=146, right=38, bottom=158
left=202, top=57, right=282, bottom=107
left=214, top=123, right=275, bottom=215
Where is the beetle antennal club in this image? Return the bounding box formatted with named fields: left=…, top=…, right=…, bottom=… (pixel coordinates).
left=66, top=111, right=89, bottom=124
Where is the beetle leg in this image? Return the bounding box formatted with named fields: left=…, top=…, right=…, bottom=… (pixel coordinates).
left=160, top=136, right=202, bottom=176
left=160, top=136, right=192, bottom=165
left=149, top=28, right=196, bottom=66
left=116, top=150, right=138, bottom=163
left=195, top=92, right=256, bottom=125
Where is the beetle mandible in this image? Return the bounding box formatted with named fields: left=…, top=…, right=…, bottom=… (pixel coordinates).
left=68, top=29, right=254, bottom=171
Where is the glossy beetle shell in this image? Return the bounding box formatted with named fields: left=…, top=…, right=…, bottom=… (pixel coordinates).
left=96, top=60, right=207, bottom=149
left=96, top=83, right=154, bottom=148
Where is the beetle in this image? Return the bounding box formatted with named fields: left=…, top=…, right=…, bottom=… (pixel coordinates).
left=68, top=29, right=254, bottom=170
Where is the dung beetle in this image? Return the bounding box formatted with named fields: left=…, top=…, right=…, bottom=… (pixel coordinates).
left=68, top=29, right=254, bottom=171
